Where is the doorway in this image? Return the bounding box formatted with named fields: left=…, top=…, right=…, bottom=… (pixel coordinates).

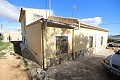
left=56, top=36, right=68, bottom=55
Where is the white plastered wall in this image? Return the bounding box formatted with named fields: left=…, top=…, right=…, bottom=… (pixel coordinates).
left=74, top=25, right=108, bottom=54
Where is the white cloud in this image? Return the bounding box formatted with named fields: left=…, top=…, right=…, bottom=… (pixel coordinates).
left=0, top=0, right=20, bottom=21
left=80, top=17, right=102, bottom=26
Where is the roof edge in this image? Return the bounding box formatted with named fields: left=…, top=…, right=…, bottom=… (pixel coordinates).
left=80, top=23, right=109, bottom=32
left=26, top=19, right=77, bottom=29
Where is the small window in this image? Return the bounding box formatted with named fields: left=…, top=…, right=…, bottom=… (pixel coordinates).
left=89, top=36, right=93, bottom=48
left=23, top=36, right=25, bottom=43
left=56, top=36, right=68, bottom=55
left=101, top=37, right=103, bottom=45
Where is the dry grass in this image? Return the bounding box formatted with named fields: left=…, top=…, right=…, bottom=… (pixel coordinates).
left=0, top=41, right=10, bottom=51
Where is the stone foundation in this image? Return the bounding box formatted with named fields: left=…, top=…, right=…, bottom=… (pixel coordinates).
left=46, top=49, right=93, bottom=68
left=47, top=53, right=73, bottom=68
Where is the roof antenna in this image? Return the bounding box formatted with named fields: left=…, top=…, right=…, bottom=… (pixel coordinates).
left=48, top=0, right=51, bottom=16
left=72, top=4, right=76, bottom=18
left=45, top=0, right=48, bottom=19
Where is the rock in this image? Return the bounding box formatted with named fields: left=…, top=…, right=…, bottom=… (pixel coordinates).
left=21, top=58, right=46, bottom=80
left=32, top=68, right=46, bottom=80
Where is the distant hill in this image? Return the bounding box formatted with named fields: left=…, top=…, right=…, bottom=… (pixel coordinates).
left=109, top=34, right=120, bottom=40
left=113, top=34, right=120, bottom=37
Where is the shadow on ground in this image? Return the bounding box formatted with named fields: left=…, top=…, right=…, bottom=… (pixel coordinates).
left=46, top=56, right=120, bottom=80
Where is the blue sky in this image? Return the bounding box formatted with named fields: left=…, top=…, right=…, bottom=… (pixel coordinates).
left=0, top=0, right=120, bottom=35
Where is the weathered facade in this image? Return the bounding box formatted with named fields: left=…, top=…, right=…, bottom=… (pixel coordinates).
left=19, top=8, right=108, bottom=69
left=21, top=19, right=75, bottom=69
left=49, top=16, right=108, bottom=55
left=74, top=23, right=108, bottom=58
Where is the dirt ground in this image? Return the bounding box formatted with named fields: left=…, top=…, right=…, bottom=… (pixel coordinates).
left=0, top=55, right=29, bottom=80
left=0, top=47, right=119, bottom=80
left=47, top=49, right=120, bottom=80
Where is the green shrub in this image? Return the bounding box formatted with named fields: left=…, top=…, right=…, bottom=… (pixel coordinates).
left=108, top=38, right=116, bottom=43
left=0, top=41, right=10, bottom=51
left=0, top=34, right=3, bottom=40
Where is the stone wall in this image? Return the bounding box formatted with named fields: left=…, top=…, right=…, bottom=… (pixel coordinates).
left=46, top=53, right=73, bottom=68
left=46, top=48, right=93, bottom=68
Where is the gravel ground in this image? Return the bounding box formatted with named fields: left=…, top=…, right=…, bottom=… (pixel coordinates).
left=46, top=49, right=120, bottom=80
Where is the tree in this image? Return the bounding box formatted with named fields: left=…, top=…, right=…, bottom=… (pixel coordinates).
left=0, top=33, right=3, bottom=41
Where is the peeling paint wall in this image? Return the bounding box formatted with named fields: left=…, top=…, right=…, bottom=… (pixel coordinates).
left=43, top=27, right=73, bottom=68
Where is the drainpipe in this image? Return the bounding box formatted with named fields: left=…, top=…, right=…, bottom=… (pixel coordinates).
left=72, top=19, right=80, bottom=60
left=42, top=21, right=45, bottom=70
left=41, top=19, right=47, bottom=70
left=72, top=28, right=75, bottom=60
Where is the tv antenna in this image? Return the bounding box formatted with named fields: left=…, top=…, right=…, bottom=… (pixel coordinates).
left=45, top=0, right=51, bottom=18
left=72, top=4, right=76, bottom=18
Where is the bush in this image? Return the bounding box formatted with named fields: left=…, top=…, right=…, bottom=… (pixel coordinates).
left=0, top=41, right=10, bottom=51
left=0, top=33, right=3, bottom=40
left=108, top=38, right=116, bottom=43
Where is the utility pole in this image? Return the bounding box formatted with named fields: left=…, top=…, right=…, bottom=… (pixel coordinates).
left=0, top=24, right=3, bottom=29
left=72, top=5, right=76, bottom=18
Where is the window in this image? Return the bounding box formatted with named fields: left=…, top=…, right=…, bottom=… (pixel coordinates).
left=101, top=37, right=103, bottom=45
left=56, top=36, right=68, bottom=55
left=89, top=36, right=93, bottom=48
left=23, top=36, right=25, bottom=43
